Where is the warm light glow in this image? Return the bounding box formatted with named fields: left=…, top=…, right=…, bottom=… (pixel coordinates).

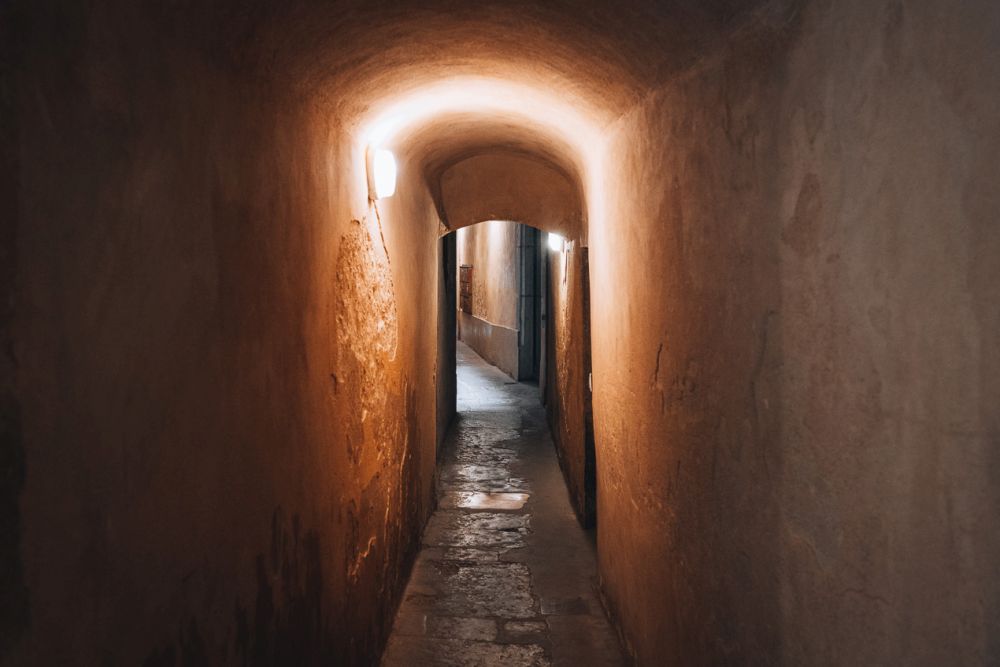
left=355, top=76, right=612, bottom=233
left=360, top=77, right=607, bottom=150
left=548, top=233, right=565, bottom=252
left=369, top=148, right=397, bottom=199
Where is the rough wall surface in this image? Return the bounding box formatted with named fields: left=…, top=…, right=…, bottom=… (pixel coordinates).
left=545, top=244, right=593, bottom=526
left=590, top=0, right=1000, bottom=664
left=0, top=5, right=28, bottom=655
left=455, top=221, right=520, bottom=378
left=7, top=2, right=440, bottom=663
left=440, top=153, right=582, bottom=240
left=772, top=2, right=999, bottom=661
left=593, top=42, right=784, bottom=661
left=5, top=0, right=999, bottom=664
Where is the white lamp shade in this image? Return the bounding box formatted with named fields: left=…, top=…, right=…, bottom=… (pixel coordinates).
left=369, top=148, right=397, bottom=199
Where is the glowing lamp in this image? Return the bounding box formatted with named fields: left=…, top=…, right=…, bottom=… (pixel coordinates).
left=547, top=233, right=565, bottom=252
left=367, top=148, right=397, bottom=199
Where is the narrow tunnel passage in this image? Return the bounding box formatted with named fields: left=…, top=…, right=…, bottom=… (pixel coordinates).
left=382, top=343, right=624, bottom=666
left=4, top=1, right=1000, bottom=665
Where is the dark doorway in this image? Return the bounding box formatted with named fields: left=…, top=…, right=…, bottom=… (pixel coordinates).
left=516, top=225, right=542, bottom=381
left=580, top=247, right=596, bottom=526
left=436, top=233, right=457, bottom=447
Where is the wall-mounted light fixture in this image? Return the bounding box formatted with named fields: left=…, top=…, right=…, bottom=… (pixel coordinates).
left=547, top=232, right=565, bottom=252
left=367, top=147, right=397, bottom=200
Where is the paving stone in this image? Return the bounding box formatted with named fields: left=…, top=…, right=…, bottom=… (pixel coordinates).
left=505, top=620, right=549, bottom=634
left=436, top=562, right=537, bottom=618
left=540, top=596, right=592, bottom=616
left=391, top=614, right=498, bottom=642
left=547, top=615, right=627, bottom=666
left=435, top=547, right=502, bottom=562
left=502, top=620, right=550, bottom=644
left=440, top=491, right=531, bottom=511
left=382, top=637, right=550, bottom=667
left=423, top=511, right=531, bottom=548
left=382, top=343, right=624, bottom=666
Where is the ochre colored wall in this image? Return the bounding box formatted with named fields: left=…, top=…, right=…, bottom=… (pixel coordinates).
left=590, top=0, right=1000, bottom=664
left=455, top=220, right=520, bottom=378
left=441, top=153, right=582, bottom=240
left=545, top=242, right=593, bottom=526
left=5, top=0, right=1000, bottom=665
left=6, top=3, right=440, bottom=663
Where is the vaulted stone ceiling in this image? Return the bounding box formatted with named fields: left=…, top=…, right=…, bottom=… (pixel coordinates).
left=218, top=0, right=774, bottom=118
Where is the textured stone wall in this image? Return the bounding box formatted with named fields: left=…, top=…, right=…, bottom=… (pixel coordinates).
left=5, top=2, right=440, bottom=663
left=5, top=0, right=999, bottom=665
left=771, top=3, right=999, bottom=661
left=591, top=0, right=1000, bottom=663
left=441, top=153, right=582, bottom=240
left=545, top=243, right=594, bottom=526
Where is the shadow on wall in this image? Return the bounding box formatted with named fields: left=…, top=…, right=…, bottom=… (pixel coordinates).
left=144, top=509, right=325, bottom=666
left=545, top=241, right=596, bottom=527
left=138, top=214, right=429, bottom=665
left=0, top=4, right=28, bottom=656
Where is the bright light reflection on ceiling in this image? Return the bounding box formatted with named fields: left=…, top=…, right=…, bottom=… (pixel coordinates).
left=356, top=76, right=611, bottom=236
left=360, top=77, right=605, bottom=151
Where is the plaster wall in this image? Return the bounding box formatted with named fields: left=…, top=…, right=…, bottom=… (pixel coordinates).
left=441, top=153, right=582, bottom=240
left=590, top=0, right=1000, bottom=663
left=5, top=3, right=441, bottom=663
left=455, top=220, right=520, bottom=378
left=456, top=312, right=519, bottom=382
left=545, top=243, right=594, bottom=526
left=4, top=0, right=999, bottom=664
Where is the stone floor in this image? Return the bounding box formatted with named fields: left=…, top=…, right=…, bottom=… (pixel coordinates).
left=382, top=342, right=626, bottom=667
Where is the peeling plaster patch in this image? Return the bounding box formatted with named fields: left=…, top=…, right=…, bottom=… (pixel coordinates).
left=330, top=219, right=424, bottom=662
left=334, top=219, right=400, bottom=468
left=336, top=219, right=399, bottom=362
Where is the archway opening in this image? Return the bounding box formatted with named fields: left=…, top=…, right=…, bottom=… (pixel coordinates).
left=446, top=218, right=597, bottom=528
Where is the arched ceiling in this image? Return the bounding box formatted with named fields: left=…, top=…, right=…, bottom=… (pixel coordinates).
left=395, top=112, right=582, bottom=189
left=226, top=0, right=765, bottom=121
left=364, top=81, right=599, bottom=231
left=391, top=112, right=585, bottom=230
left=202, top=0, right=775, bottom=225
left=438, top=151, right=583, bottom=239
